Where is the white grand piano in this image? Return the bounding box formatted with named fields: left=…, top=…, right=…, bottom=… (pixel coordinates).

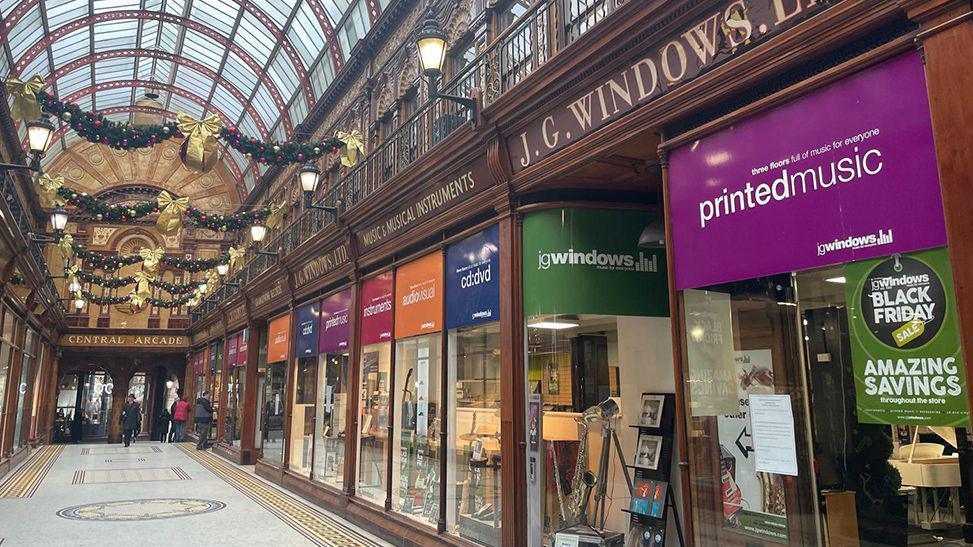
left=889, top=429, right=963, bottom=530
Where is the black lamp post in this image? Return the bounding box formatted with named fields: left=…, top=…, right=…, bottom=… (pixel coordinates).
left=415, top=9, right=477, bottom=122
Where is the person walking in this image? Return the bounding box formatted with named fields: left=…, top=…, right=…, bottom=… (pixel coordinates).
left=120, top=394, right=141, bottom=447
left=195, top=391, right=214, bottom=450
left=159, top=406, right=172, bottom=443
left=172, top=395, right=189, bottom=442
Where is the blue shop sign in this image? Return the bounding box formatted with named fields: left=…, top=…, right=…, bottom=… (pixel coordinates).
left=295, top=301, right=320, bottom=356
left=446, top=225, right=500, bottom=330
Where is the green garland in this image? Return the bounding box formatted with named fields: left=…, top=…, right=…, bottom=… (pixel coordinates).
left=77, top=289, right=196, bottom=308
left=71, top=242, right=230, bottom=273
left=37, top=91, right=344, bottom=166
left=55, top=186, right=274, bottom=230
left=70, top=269, right=203, bottom=295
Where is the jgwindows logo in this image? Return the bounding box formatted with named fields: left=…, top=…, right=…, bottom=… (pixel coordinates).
left=537, top=248, right=658, bottom=272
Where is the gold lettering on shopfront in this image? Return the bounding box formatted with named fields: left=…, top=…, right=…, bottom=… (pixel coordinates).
left=511, top=0, right=830, bottom=171
left=294, top=244, right=350, bottom=288
left=60, top=334, right=187, bottom=347
left=251, top=282, right=285, bottom=309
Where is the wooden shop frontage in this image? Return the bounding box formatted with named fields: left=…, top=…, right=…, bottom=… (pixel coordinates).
left=186, top=1, right=973, bottom=546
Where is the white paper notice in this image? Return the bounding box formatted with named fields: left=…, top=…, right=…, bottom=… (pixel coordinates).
left=749, top=394, right=799, bottom=476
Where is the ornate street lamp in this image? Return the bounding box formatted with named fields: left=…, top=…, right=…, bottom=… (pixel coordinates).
left=415, top=9, right=477, bottom=122
left=50, top=205, right=69, bottom=232
left=0, top=114, right=55, bottom=173
left=298, top=161, right=338, bottom=220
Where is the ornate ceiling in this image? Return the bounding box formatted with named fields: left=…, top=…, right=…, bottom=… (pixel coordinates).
left=1, top=0, right=390, bottom=193
left=46, top=137, right=240, bottom=213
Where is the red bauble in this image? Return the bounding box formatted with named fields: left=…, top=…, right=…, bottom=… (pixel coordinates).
left=93, top=119, right=102, bottom=127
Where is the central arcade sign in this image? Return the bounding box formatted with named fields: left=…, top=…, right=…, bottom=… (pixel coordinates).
left=358, top=157, right=494, bottom=250
left=60, top=333, right=189, bottom=348
left=509, top=0, right=832, bottom=172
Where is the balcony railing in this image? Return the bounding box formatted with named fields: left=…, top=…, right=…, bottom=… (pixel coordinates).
left=0, top=171, right=66, bottom=319
left=190, top=0, right=626, bottom=324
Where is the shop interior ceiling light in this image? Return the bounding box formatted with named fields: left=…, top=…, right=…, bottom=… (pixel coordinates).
left=527, top=318, right=579, bottom=330
left=825, top=276, right=847, bottom=284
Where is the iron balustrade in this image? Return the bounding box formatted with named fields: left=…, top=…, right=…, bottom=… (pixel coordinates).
left=190, top=0, right=626, bottom=322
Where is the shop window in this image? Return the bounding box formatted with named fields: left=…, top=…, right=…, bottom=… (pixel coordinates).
left=224, top=330, right=247, bottom=448
left=313, top=351, right=348, bottom=488
left=253, top=328, right=269, bottom=453
left=261, top=360, right=287, bottom=464
left=447, top=323, right=501, bottom=545
left=391, top=334, right=443, bottom=525
left=289, top=357, right=317, bottom=476
left=447, top=38, right=478, bottom=82
left=358, top=341, right=392, bottom=503
left=13, top=329, right=35, bottom=449
left=496, top=0, right=530, bottom=31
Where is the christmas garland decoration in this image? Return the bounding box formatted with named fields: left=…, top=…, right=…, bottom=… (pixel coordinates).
left=66, top=238, right=241, bottom=274
left=77, top=289, right=197, bottom=309
left=34, top=89, right=353, bottom=166
left=70, top=269, right=203, bottom=295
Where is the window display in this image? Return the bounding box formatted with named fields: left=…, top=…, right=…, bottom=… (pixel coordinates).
left=262, top=313, right=291, bottom=464
left=357, top=272, right=393, bottom=503
left=210, top=340, right=223, bottom=440
left=224, top=330, right=247, bottom=447
left=290, top=357, right=316, bottom=475
left=444, top=226, right=502, bottom=546
left=12, top=329, right=34, bottom=448
left=253, top=328, right=268, bottom=455
left=665, top=51, right=973, bottom=546
left=521, top=208, right=672, bottom=547
left=391, top=252, right=445, bottom=525
left=313, top=288, right=352, bottom=490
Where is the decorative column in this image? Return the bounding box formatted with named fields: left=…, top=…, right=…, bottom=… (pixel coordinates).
left=902, top=0, right=973, bottom=541
left=107, top=365, right=134, bottom=444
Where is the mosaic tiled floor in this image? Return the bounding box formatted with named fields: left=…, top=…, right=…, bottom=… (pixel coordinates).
left=0, top=445, right=63, bottom=498
left=56, top=498, right=226, bottom=521
left=72, top=467, right=191, bottom=485
left=178, top=445, right=382, bottom=546
left=80, top=446, right=162, bottom=456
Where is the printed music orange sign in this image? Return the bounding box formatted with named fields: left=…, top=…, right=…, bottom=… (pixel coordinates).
left=268, top=313, right=291, bottom=362
left=394, top=252, right=443, bottom=339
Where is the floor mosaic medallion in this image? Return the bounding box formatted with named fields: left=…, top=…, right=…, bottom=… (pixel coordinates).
left=56, top=498, right=226, bottom=521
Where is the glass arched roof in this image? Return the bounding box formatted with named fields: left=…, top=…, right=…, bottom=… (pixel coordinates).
left=1, top=0, right=390, bottom=193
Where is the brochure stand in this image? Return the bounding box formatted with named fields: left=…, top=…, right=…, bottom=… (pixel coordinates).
left=623, top=393, right=685, bottom=547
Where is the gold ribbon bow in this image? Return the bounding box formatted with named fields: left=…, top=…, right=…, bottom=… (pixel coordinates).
left=265, top=201, right=289, bottom=230
left=139, top=247, right=165, bottom=276
left=58, top=235, right=75, bottom=262
left=176, top=113, right=223, bottom=173
left=4, top=74, right=45, bottom=120
left=37, top=173, right=65, bottom=208
left=227, top=246, right=246, bottom=273
left=335, top=129, right=365, bottom=167
left=187, top=289, right=201, bottom=308
left=156, top=190, right=189, bottom=236
left=133, top=270, right=154, bottom=298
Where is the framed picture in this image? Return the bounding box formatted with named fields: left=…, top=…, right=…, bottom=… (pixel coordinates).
left=634, top=433, right=663, bottom=470
left=638, top=394, right=665, bottom=428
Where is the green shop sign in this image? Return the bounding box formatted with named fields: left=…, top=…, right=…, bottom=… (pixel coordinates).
left=522, top=208, right=669, bottom=317
left=845, top=247, right=969, bottom=427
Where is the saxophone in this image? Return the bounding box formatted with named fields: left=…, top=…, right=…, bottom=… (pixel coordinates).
left=566, top=416, right=597, bottom=525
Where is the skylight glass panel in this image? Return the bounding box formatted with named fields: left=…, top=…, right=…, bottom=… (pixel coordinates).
left=0, top=53, right=8, bottom=78
left=139, top=20, right=160, bottom=50
left=8, top=6, right=44, bottom=60
left=288, top=96, right=308, bottom=126
left=174, top=66, right=213, bottom=97
left=137, top=58, right=173, bottom=83
left=221, top=51, right=259, bottom=93
left=227, top=146, right=248, bottom=174
left=93, top=20, right=139, bottom=52
left=267, top=51, right=299, bottom=92
left=168, top=93, right=203, bottom=118
left=190, top=0, right=239, bottom=37
left=49, top=27, right=90, bottom=66
left=1, top=0, right=20, bottom=18
left=164, top=0, right=186, bottom=16
left=157, top=22, right=180, bottom=53
left=288, top=2, right=326, bottom=67
left=181, top=30, right=224, bottom=72
left=57, top=67, right=92, bottom=96
left=95, top=57, right=133, bottom=81
left=96, top=87, right=132, bottom=108
left=309, top=56, right=335, bottom=97
left=244, top=170, right=256, bottom=191
left=256, top=0, right=297, bottom=28
left=236, top=13, right=275, bottom=65
left=250, top=85, right=277, bottom=131
left=75, top=96, right=93, bottom=111
left=338, top=28, right=351, bottom=59
left=93, top=0, right=139, bottom=13
left=321, top=0, right=351, bottom=24
left=144, top=0, right=163, bottom=10
left=104, top=112, right=130, bottom=122
left=210, top=86, right=245, bottom=122
left=47, top=0, right=89, bottom=28
left=239, top=116, right=260, bottom=141
left=22, top=55, right=50, bottom=81
left=271, top=123, right=286, bottom=141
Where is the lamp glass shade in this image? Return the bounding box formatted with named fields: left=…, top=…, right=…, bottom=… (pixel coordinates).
left=50, top=206, right=69, bottom=231
left=26, top=116, right=55, bottom=155
left=216, top=263, right=229, bottom=276
left=250, top=224, right=267, bottom=242
left=73, top=298, right=84, bottom=310
left=198, top=282, right=208, bottom=294
left=68, top=280, right=81, bottom=293
left=417, top=36, right=446, bottom=74
left=299, top=162, right=320, bottom=193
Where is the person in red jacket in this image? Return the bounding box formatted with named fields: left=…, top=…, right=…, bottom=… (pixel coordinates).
left=171, top=395, right=190, bottom=442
